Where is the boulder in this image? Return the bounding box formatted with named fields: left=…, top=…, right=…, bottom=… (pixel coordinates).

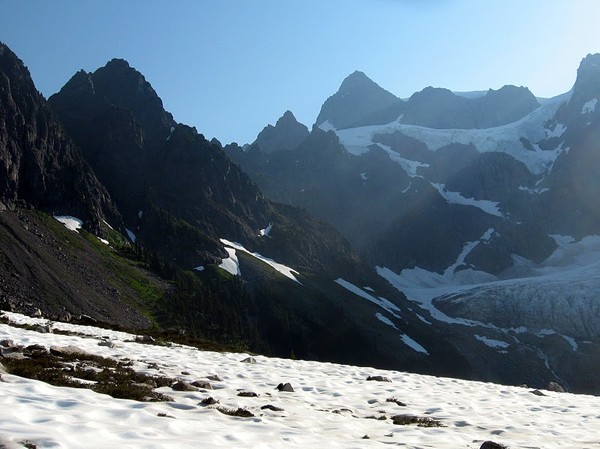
left=547, top=382, right=565, bottom=393
left=191, top=380, right=212, bottom=390
left=171, top=381, right=198, bottom=392
left=276, top=382, right=294, bottom=392
left=480, top=442, right=508, bottom=449
left=366, top=375, right=391, bottom=382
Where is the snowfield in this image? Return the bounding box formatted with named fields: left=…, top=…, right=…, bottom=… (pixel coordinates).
left=377, top=235, right=600, bottom=340
left=1, top=312, right=600, bottom=449
left=331, top=92, right=571, bottom=176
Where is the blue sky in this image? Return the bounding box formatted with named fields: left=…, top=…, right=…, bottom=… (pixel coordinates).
left=2, top=0, right=600, bottom=144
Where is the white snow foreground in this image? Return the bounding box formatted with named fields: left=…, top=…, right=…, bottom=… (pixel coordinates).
left=1, top=313, right=599, bottom=449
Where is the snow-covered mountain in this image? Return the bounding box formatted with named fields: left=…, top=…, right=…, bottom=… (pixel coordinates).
left=2, top=311, right=599, bottom=449
left=226, top=54, right=600, bottom=394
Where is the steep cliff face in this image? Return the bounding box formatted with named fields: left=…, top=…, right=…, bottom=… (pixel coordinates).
left=0, top=42, right=121, bottom=232
left=541, top=53, right=600, bottom=236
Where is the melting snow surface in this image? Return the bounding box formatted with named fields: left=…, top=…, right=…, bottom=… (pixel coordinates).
left=220, top=239, right=299, bottom=283
left=2, top=312, right=599, bottom=449
left=53, top=216, right=83, bottom=232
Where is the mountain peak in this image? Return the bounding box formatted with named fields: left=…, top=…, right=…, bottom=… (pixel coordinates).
left=254, top=110, right=309, bottom=153
left=105, top=58, right=131, bottom=69
left=338, top=70, right=374, bottom=91
left=571, top=53, right=600, bottom=102
left=278, top=110, right=299, bottom=124
left=51, top=56, right=176, bottom=146
left=316, top=71, right=404, bottom=129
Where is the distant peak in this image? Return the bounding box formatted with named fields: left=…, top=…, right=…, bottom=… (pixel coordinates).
left=580, top=53, right=600, bottom=69
left=277, top=110, right=299, bottom=125
left=339, top=70, right=376, bottom=92
left=567, top=53, right=600, bottom=110
left=105, top=58, right=131, bottom=69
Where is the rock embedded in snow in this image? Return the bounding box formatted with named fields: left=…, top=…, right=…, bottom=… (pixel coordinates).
left=49, top=345, right=88, bottom=357
left=366, top=375, right=391, bottom=382
left=276, top=382, right=294, bottom=392
left=171, top=381, right=197, bottom=392
left=547, top=382, right=565, bottom=393
left=261, top=404, right=284, bottom=412
left=480, top=442, right=508, bottom=449
left=392, top=414, right=443, bottom=427
left=191, top=380, right=212, bottom=390
left=237, top=390, right=258, bottom=397
left=240, top=356, right=257, bottom=364
left=199, top=397, right=219, bottom=406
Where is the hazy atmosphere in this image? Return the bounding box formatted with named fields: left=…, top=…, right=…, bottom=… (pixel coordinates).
left=2, top=0, right=600, bottom=144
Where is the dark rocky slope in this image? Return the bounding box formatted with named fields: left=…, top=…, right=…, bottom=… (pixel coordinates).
left=49, top=59, right=358, bottom=276
left=0, top=42, right=121, bottom=234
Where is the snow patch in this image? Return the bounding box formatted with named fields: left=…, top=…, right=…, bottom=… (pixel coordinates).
left=475, top=335, right=510, bottom=349
left=194, top=266, right=205, bottom=272
left=400, top=334, right=429, bottom=355
left=431, top=183, right=503, bottom=217
left=581, top=98, right=598, bottom=114
left=360, top=172, right=368, bottom=180
left=374, top=143, right=429, bottom=177
left=259, top=222, right=273, bottom=237
left=519, top=186, right=549, bottom=195
left=138, top=210, right=143, bottom=219
left=54, top=216, right=83, bottom=232
left=335, top=278, right=401, bottom=318
left=318, top=120, right=336, bottom=132
left=220, top=239, right=300, bottom=283
left=166, top=126, right=175, bottom=141
left=125, top=228, right=136, bottom=243
left=537, top=329, right=578, bottom=351
left=545, top=123, right=566, bottom=138
left=375, top=312, right=397, bottom=329
left=218, top=246, right=241, bottom=276
left=98, top=237, right=109, bottom=245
